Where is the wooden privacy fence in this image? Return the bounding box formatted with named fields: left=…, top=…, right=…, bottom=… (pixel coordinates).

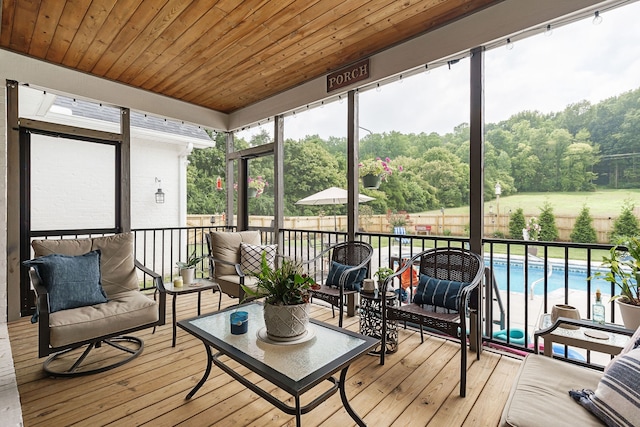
left=188, top=213, right=623, bottom=243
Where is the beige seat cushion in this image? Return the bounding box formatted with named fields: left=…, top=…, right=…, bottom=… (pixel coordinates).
left=210, top=231, right=261, bottom=276
left=31, top=232, right=138, bottom=298
left=49, top=291, right=158, bottom=348
left=217, top=274, right=258, bottom=298
left=500, top=354, right=604, bottom=426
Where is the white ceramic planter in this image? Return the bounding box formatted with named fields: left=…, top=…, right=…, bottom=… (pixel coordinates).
left=180, top=267, right=195, bottom=286
left=617, top=298, right=640, bottom=330
left=263, top=303, right=309, bottom=339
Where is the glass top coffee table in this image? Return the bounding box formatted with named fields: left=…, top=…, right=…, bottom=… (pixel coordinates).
left=178, top=302, right=378, bottom=426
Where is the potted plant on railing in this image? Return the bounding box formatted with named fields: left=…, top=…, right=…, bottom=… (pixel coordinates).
left=242, top=253, right=320, bottom=340
left=593, top=236, right=640, bottom=329
left=358, top=157, right=401, bottom=189
left=247, top=176, right=268, bottom=198
left=176, top=251, right=206, bottom=286
left=523, top=216, right=541, bottom=256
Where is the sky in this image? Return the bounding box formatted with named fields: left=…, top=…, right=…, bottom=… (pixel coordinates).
left=237, top=1, right=640, bottom=142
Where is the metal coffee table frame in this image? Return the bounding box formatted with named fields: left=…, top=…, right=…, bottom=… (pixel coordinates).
left=178, top=302, right=378, bottom=426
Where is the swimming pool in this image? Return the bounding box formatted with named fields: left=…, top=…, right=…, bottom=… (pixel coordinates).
left=489, top=260, right=611, bottom=295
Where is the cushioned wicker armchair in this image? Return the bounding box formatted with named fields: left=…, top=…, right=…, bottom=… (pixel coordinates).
left=25, top=233, right=166, bottom=376
left=380, top=247, right=484, bottom=397
left=304, top=241, right=373, bottom=327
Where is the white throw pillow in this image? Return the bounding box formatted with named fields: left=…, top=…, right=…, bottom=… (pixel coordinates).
left=570, top=346, right=640, bottom=426
left=240, top=243, right=277, bottom=274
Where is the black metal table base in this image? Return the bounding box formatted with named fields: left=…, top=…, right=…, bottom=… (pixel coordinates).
left=186, top=343, right=367, bottom=426
left=360, top=292, right=398, bottom=355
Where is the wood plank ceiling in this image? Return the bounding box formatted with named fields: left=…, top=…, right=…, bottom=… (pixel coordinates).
left=0, top=0, right=501, bottom=114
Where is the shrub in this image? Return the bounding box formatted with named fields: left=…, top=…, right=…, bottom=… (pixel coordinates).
left=508, top=208, right=526, bottom=239
left=611, top=199, right=640, bottom=244
left=538, top=202, right=559, bottom=242
left=570, top=205, right=597, bottom=243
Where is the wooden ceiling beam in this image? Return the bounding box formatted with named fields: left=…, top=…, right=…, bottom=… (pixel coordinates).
left=0, top=0, right=603, bottom=116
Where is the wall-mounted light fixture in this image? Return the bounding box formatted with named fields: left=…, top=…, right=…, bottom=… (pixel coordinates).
left=155, top=177, right=165, bottom=204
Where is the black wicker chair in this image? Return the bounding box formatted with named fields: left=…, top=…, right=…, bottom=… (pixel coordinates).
left=380, top=247, right=484, bottom=397
left=304, top=241, right=373, bottom=327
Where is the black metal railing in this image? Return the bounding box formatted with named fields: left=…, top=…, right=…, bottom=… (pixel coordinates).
left=26, top=225, right=618, bottom=366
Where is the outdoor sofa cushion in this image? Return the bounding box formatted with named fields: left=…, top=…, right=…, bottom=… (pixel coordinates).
left=500, top=354, right=604, bottom=426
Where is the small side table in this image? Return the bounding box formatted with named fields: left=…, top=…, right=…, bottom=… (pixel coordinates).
left=535, top=313, right=632, bottom=358
left=164, top=278, right=222, bottom=347
left=359, top=289, right=398, bottom=354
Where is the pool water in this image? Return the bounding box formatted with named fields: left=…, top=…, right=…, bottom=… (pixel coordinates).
left=489, top=260, right=611, bottom=295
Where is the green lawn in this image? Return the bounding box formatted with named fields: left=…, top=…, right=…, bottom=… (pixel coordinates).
left=423, top=189, right=640, bottom=217
left=484, top=243, right=610, bottom=262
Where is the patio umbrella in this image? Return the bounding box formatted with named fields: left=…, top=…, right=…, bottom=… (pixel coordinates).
left=296, top=187, right=374, bottom=231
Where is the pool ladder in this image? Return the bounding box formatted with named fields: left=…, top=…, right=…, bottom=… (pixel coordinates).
left=487, top=267, right=506, bottom=330
left=528, top=253, right=553, bottom=300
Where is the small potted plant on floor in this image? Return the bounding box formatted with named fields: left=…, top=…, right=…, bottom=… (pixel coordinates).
left=176, top=250, right=206, bottom=286
left=242, top=253, right=320, bottom=340
left=594, top=236, right=640, bottom=329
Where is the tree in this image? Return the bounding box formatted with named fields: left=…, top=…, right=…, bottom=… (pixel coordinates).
left=611, top=199, right=640, bottom=244
left=560, top=142, right=599, bottom=191
left=187, top=132, right=226, bottom=214
left=421, top=147, right=469, bottom=207
left=509, top=143, right=541, bottom=192
left=284, top=139, right=344, bottom=215
left=570, top=206, right=597, bottom=243
left=508, top=208, right=526, bottom=239
left=538, top=202, right=559, bottom=242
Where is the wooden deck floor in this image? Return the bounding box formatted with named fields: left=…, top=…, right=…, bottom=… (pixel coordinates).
left=9, top=291, right=522, bottom=426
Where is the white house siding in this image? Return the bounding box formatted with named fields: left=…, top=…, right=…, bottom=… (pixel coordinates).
left=131, top=138, right=184, bottom=229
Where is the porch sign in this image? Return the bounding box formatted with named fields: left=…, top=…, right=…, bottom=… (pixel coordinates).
left=327, top=59, right=369, bottom=92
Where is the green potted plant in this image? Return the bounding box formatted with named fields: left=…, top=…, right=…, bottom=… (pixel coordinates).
left=242, top=253, right=319, bottom=340
left=176, top=250, right=206, bottom=286
left=594, top=236, right=640, bottom=329
left=374, top=267, right=394, bottom=288
left=358, top=157, right=401, bottom=189
left=247, top=176, right=268, bottom=198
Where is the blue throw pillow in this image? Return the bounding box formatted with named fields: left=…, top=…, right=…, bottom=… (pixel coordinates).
left=413, top=274, right=469, bottom=310
left=23, top=250, right=107, bottom=313
left=326, top=261, right=367, bottom=291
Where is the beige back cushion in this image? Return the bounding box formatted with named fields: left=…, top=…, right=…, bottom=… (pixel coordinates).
left=210, top=231, right=261, bottom=276
left=90, top=233, right=138, bottom=296
left=32, top=237, right=92, bottom=258
left=31, top=233, right=138, bottom=297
